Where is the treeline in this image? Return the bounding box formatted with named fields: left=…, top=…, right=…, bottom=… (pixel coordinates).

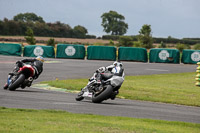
left=102, top=35, right=200, bottom=45
left=0, top=13, right=96, bottom=39
left=1, top=13, right=199, bottom=45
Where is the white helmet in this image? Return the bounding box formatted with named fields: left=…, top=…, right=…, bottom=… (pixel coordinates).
left=97, top=67, right=106, bottom=73
left=113, top=61, right=123, bottom=67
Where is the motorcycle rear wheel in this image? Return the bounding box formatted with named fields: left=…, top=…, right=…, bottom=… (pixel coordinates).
left=92, top=85, right=113, bottom=103
left=8, top=74, right=25, bottom=91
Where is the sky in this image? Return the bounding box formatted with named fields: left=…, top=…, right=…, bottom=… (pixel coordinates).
left=0, top=0, right=199, bottom=39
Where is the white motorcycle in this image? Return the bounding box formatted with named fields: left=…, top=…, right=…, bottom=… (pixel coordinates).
left=76, top=68, right=125, bottom=103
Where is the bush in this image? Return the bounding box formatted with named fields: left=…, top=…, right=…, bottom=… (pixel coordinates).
left=102, top=35, right=120, bottom=40
left=85, top=35, right=96, bottom=39
left=47, top=38, right=55, bottom=47
left=153, top=37, right=200, bottom=45
left=118, top=36, right=133, bottom=47
left=138, top=35, right=153, bottom=49
left=175, top=43, right=190, bottom=52
left=193, top=43, right=200, bottom=50
left=108, top=40, right=114, bottom=46
left=24, top=27, right=36, bottom=45
left=158, top=41, right=166, bottom=48
left=133, top=41, right=142, bottom=47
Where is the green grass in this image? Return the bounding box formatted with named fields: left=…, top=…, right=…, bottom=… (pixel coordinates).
left=42, top=72, right=200, bottom=106
left=0, top=107, right=199, bottom=133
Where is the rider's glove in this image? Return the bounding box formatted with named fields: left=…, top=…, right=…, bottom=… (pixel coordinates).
left=16, top=61, right=23, bottom=67
left=16, top=61, right=21, bottom=64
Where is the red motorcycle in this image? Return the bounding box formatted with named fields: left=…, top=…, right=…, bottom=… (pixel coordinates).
left=6, top=63, right=35, bottom=91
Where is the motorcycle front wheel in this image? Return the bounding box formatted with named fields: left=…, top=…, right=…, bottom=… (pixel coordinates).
left=92, top=85, right=113, bottom=103
left=75, top=90, right=84, bottom=101
left=8, top=74, right=25, bottom=91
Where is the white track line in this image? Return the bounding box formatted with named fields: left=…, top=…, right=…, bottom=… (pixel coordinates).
left=145, top=69, right=169, bottom=71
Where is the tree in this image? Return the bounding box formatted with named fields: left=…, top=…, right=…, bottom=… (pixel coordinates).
left=118, top=36, right=133, bottom=47
left=13, top=13, right=45, bottom=23
left=138, top=24, right=153, bottom=49
left=101, top=10, right=128, bottom=35
left=47, top=38, right=55, bottom=47
left=47, top=21, right=72, bottom=37
left=72, top=25, right=88, bottom=38
left=158, top=41, right=166, bottom=48
left=194, top=43, right=200, bottom=50
left=175, top=43, right=190, bottom=52
left=25, top=27, right=36, bottom=45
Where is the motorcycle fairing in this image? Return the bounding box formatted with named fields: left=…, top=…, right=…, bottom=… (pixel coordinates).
left=19, top=65, right=35, bottom=77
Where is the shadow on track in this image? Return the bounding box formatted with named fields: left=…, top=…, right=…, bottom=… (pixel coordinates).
left=77, top=99, right=129, bottom=106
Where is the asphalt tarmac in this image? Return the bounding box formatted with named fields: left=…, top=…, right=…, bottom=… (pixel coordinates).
left=0, top=55, right=199, bottom=123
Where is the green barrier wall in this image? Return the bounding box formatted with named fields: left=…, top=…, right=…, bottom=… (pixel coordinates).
left=149, top=48, right=180, bottom=64
left=23, top=45, right=55, bottom=58
left=87, top=46, right=116, bottom=61
left=56, top=44, right=85, bottom=59
left=118, top=47, right=148, bottom=62
left=181, top=49, right=200, bottom=64
left=0, top=43, right=22, bottom=56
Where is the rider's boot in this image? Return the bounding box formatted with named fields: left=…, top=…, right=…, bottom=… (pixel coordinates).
left=110, top=91, right=119, bottom=100
left=4, top=73, right=13, bottom=90
left=8, top=73, right=14, bottom=76
left=3, top=83, right=8, bottom=90
left=27, top=77, right=33, bottom=87
left=27, top=81, right=32, bottom=87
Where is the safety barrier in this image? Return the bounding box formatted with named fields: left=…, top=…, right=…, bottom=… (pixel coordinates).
left=87, top=46, right=116, bottom=61
left=196, top=62, right=200, bottom=86
left=23, top=45, right=55, bottom=58
left=181, top=49, right=200, bottom=64
left=56, top=44, right=85, bottom=59
left=149, top=48, right=180, bottom=64
left=118, top=47, right=148, bottom=62
left=0, top=43, right=22, bottom=56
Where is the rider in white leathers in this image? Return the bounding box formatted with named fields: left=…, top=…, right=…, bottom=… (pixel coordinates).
left=90, top=61, right=124, bottom=85
left=98, top=61, right=123, bottom=75
left=77, top=61, right=124, bottom=101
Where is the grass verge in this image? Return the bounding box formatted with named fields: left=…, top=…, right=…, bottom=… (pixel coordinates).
left=0, top=107, right=199, bottom=133
left=41, top=72, right=200, bottom=107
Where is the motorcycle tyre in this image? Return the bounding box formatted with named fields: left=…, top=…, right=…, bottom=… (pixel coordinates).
left=92, top=85, right=113, bottom=103
left=8, top=74, right=25, bottom=91
left=75, top=91, right=84, bottom=101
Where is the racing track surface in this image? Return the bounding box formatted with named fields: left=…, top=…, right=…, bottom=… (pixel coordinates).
left=0, top=55, right=200, bottom=123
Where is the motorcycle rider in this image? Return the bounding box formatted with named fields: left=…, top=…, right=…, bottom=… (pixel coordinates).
left=77, top=61, right=124, bottom=100
left=83, top=60, right=124, bottom=92
left=95, top=61, right=124, bottom=84
left=98, top=61, right=124, bottom=76
left=3, top=56, right=44, bottom=89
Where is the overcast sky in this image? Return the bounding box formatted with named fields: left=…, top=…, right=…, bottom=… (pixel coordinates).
left=0, top=0, right=199, bottom=38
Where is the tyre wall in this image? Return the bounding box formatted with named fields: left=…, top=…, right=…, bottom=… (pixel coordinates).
left=0, top=43, right=22, bottom=56
left=118, top=47, right=148, bottom=62
left=149, top=48, right=180, bottom=64
left=87, top=46, right=116, bottom=61
left=56, top=44, right=85, bottom=59
left=181, top=49, right=200, bottom=64
left=23, top=45, right=55, bottom=58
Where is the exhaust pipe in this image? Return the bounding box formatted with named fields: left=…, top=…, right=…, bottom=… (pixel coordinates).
left=28, top=77, right=33, bottom=82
